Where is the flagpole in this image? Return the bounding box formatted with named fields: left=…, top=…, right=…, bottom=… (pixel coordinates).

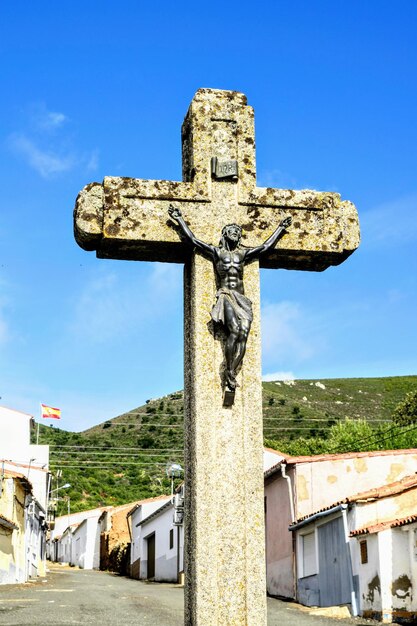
left=37, top=403, right=41, bottom=444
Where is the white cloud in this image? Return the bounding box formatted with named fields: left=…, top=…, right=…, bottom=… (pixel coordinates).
left=8, top=104, right=98, bottom=178
left=9, top=134, right=74, bottom=178
left=257, top=168, right=298, bottom=189
left=261, top=300, right=315, bottom=364
left=86, top=149, right=99, bottom=172
left=27, top=103, right=68, bottom=132
left=70, top=264, right=182, bottom=344
left=360, top=192, right=417, bottom=247
left=257, top=168, right=339, bottom=194
left=262, top=371, right=296, bottom=382
left=37, top=110, right=67, bottom=131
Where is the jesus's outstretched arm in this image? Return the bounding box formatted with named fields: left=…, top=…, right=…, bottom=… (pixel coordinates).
left=244, top=216, right=291, bottom=261
left=168, top=205, right=215, bottom=257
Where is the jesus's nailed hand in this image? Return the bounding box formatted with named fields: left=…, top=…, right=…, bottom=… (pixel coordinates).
left=280, top=216, right=292, bottom=229
left=168, top=205, right=182, bottom=220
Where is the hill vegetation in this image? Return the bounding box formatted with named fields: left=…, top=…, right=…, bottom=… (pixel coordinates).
left=36, top=376, right=417, bottom=515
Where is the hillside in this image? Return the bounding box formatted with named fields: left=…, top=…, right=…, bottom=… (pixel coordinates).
left=37, top=375, right=417, bottom=514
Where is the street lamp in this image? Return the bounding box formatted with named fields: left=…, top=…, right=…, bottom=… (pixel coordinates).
left=48, top=483, right=71, bottom=518
left=50, top=483, right=71, bottom=495
left=166, top=463, right=183, bottom=501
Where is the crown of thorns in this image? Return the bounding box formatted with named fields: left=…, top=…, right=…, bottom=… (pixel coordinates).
left=222, top=224, right=242, bottom=236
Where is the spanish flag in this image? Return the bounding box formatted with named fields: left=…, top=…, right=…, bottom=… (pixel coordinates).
left=41, top=404, right=61, bottom=420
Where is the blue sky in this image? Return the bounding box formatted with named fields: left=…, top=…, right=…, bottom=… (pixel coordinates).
left=1, top=2, right=416, bottom=431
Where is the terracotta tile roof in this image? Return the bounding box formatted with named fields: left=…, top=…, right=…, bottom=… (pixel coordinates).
left=351, top=514, right=417, bottom=536
left=347, top=473, right=417, bottom=502
left=1, top=459, right=48, bottom=473
left=138, top=499, right=173, bottom=527
left=292, top=473, right=417, bottom=525
left=61, top=522, right=80, bottom=535
left=2, top=469, right=33, bottom=491
left=3, top=469, right=26, bottom=480
left=54, top=506, right=111, bottom=523
left=0, top=513, right=18, bottom=530
left=126, top=494, right=171, bottom=517
left=265, top=448, right=417, bottom=478
left=263, top=446, right=286, bottom=456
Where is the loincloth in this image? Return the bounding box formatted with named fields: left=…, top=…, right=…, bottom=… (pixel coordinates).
left=211, top=288, right=253, bottom=325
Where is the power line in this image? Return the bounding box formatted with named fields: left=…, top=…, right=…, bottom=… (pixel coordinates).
left=99, top=421, right=184, bottom=425
left=49, top=463, right=172, bottom=472
left=48, top=445, right=183, bottom=451
left=49, top=460, right=174, bottom=467
left=327, top=421, right=417, bottom=453
left=85, top=412, right=185, bottom=420
left=263, top=416, right=390, bottom=422
left=49, top=451, right=183, bottom=457
left=51, top=450, right=184, bottom=462
left=264, top=426, right=332, bottom=432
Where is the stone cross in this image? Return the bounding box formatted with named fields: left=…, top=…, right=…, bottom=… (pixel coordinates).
left=74, top=88, right=359, bottom=625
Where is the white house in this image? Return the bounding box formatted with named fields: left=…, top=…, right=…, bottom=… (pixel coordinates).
left=50, top=498, right=172, bottom=572
left=264, top=448, right=417, bottom=601
left=24, top=494, right=47, bottom=579
left=127, top=447, right=283, bottom=583
left=0, top=406, right=50, bottom=510
left=71, top=514, right=102, bottom=569
left=50, top=507, right=110, bottom=565
left=57, top=523, right=79, bottom=564
left=135, top=495, right=184, bottom=583
left=0, top=406, right=50, bottom=582
left=127, top=495, right=172, bottom=579
left=289, top=473, right=417, bottom=621
left=263, top=446, right=285, bottom=472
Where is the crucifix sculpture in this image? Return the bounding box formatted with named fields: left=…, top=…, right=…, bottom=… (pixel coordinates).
left=168, top=205, right=292, bottom=403
left=74, top=88, right=359, bottom=625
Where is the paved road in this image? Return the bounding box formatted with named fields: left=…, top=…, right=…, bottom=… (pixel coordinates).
left=0, top=564, right=385, bottom=626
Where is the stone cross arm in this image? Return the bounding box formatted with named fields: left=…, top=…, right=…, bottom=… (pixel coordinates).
left=74, top=89, right=360, bottom=271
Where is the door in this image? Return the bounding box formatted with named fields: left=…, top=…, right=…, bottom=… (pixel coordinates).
left=147, top=533, right=155, bottom=579
left=317, top=517, right=351, bottom=606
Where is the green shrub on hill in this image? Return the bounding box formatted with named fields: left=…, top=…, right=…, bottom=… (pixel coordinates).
left=38, top=376, right=417, bottom=513
left=393, top=391, right=417, bottom=425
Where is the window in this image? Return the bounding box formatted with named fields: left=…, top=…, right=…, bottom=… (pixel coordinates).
left=360, top=540, right=368, bottom=564
left=301, top=531, right=316, bottom=577
left=169, top=528, right=174, bottom=550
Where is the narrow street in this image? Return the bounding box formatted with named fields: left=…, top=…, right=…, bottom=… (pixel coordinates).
left=0, top=564, right=385, bottom=626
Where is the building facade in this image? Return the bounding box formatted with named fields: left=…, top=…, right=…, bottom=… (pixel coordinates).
left=288, top=473, right=417, bottom=621
left=264, top=448, right=417, bottom=602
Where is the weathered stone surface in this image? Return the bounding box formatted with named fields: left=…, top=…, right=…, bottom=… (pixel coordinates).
left=73, top=88, right=360, bottom=626
left=74, top=88, right=360, bottom=270
left=183, top=224, right=266, bottom=625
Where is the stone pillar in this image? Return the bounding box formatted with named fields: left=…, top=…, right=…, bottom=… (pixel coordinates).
left=183, top=253, right=266, bottom=625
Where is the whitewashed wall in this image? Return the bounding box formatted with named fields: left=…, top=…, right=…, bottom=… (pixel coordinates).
left=51, top=507, right=105, bottom=542
left=352, top=532, right=381, bottom=615
left=140, top=502, right=183, bottom=583
left=71, top=515, right=101, bottom=569
left=0, top=407, right=50, bottom=510
left=58, top=529, right=73, bottom=564
left=129, top=497, right=171, bottom=578
left=263, top=447, right=284, bottom=472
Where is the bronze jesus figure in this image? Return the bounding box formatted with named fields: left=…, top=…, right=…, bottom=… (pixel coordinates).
left=168, top=206, right=291, bottom=396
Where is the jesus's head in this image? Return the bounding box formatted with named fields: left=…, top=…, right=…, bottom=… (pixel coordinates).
left=220, top=224, right=242, bottom=248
